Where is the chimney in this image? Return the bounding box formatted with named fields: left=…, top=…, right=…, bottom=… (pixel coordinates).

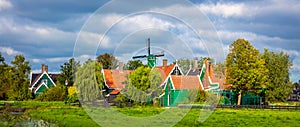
left=42, top=64, right=48, bottom=73
left=45, top=65, right=48, bottom=73
left=119, top=62, right=123, bottom=72
left=204, top=59, right=213, bottom=77
left=163, top=59, right=167, bottom=66
left=209, top=61, right=213, bottom=78
left=193, top=58, right=198, bottom=70
left=41, top=64, right=45, bottom=73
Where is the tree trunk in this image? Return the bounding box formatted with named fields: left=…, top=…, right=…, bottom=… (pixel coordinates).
left=237, top=90, right=242, bottom=105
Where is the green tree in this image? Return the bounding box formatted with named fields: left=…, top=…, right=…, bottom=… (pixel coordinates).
left=74, top=59, right=103, bottom=102
left=225, top=39, right=268, bottom=105
left=96, top=53, right=118, bottom=69
left=261, top=49, right=293, bottom=102
left=56, top=58, right=80, bottom=85
left=124, top=60, right=144, bottom=70
left=122, top=66, right=162, bottom=106
left=213, top=62, right=226, bottom=80
left=175, top=59, right=192, bottom=75
left=8, top=55, right=32, bottom=100
left=0, top=53, right=11, bottom=100
left=188, top=89, right=207, bottom=103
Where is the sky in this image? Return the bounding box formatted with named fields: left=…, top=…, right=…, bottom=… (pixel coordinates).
left=0, top=0, right=299, bottom=82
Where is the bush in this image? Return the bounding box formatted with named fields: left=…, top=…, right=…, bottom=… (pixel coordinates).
left=188, top=89, right=207, bottom=103
left=36, top=83, right=66, bottom=101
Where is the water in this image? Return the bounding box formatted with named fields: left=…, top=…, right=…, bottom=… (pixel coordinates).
left=14, top=119, right=58, bottom=127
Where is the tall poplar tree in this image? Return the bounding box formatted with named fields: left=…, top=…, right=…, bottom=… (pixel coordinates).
left=261, top=49, right=293, bottom=102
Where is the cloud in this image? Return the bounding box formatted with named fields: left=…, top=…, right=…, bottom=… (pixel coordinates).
left=0, top=0, right=12, bottom=12
left=199, top=2, right=250, bottom=18
left=1, top=0, right=299, bottom=75
left=0, top=46, right=21, bottom=56
left=32, top=57, right=70, bottom=63
left=0, top=17, right=76, bottom=58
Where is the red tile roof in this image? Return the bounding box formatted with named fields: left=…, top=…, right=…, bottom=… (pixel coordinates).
left=171, top=75, right=203, bottom=90
left=153, top=64, right=175, bottom=82
left=103, top=70, right=133, bottom=89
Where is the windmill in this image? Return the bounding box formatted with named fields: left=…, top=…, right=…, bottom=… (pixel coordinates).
left=132, top=38, right=164, bottom=68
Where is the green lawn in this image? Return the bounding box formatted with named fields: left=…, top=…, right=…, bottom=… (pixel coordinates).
left=4, top=101, right=300, bottom=127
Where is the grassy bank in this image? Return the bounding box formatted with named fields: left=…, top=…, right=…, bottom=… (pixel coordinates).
left=4, top=101, right=300, bottom=127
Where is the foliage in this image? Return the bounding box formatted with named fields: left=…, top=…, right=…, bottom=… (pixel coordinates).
left=188, top=89, right=207, bottom=103
left=124, top=60, right=144, bottom=70
left=261, top=49, right=293, bottom=102
left=225, top=39, right=269, bottom=96
left=96, top=53, right=118, bottom=69
left=175, top=59, right=192, bottom=75
left=56, top=58, right=80, bottom=85
left=174, top=57, right=215, bottom=75
left=74, top=59, right=103, bottom=102
left=68, top=86, right=77, bottom=96
left=114, top=93, right=130, bottom=107
left=36, top=82, right=66, bottom=101
left=0, top=53, right=11, bottom=100
left=123, top=66, right=162, bottom=105
left=67, top=86, right=78, bottom=103
left=213, top=62, right=226, bottom=80
left=8, top=55, right=32, bottom=101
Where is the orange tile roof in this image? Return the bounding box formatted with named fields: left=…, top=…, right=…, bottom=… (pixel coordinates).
left=110, top=89, right=120, bottom=95
left=103, top=70, right=133, bottom=89
left=171, top=75, right=203, bottom=90
left=153, top=64, right=175, bottom=82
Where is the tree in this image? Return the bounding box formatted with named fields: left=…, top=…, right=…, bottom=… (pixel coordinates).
left=8, top=55, right=32, bottom=100
left=74, top=59, right=104, bottom=102
left=124, top=60, right=144, bottom=70
left=213, top=62, right=226, bottom=80
left=261, top=49, right=293, bottom=102
left=122, top=66, right=162, bottom=106
left=0, top=53, right=11, bottom=100
left=225, top=39, right=268, bottom=105
left=175, top=59, right=192, bottom=75
left=56, top=58, right=80, bottom=85
left=96, top=53, right=118, bottom=69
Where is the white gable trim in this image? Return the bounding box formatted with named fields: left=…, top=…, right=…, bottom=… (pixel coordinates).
left=30, top=72, right=32, bottom=85
left=174, top=63, right=184, bottom=76
left=102, top=69, right=110, bottom=88
left=197, top=75, right=204, bottom=90
left=169, top=76, right=177, bottom=90
left=30, top=72, right=56, bottom=89
left=158, top=92, right=165, bottom=98
left=34, top=82, right=49, bottom=94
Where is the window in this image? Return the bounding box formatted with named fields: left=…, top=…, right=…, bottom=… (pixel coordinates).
left=42, top=79, right=48, bottom=85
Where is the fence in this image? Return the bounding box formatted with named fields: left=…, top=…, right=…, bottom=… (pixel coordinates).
left=217, top=104, right=300, bottom=110
left=178, top=104, right=300, bottom=110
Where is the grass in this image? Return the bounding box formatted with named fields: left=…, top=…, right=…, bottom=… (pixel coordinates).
left=4, top=101, right=300, bottom=127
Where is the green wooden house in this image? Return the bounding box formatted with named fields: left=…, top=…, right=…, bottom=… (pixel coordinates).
left=29, top=64, right=58, bottom=97
left=159, top=59, right=221, bottom=107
